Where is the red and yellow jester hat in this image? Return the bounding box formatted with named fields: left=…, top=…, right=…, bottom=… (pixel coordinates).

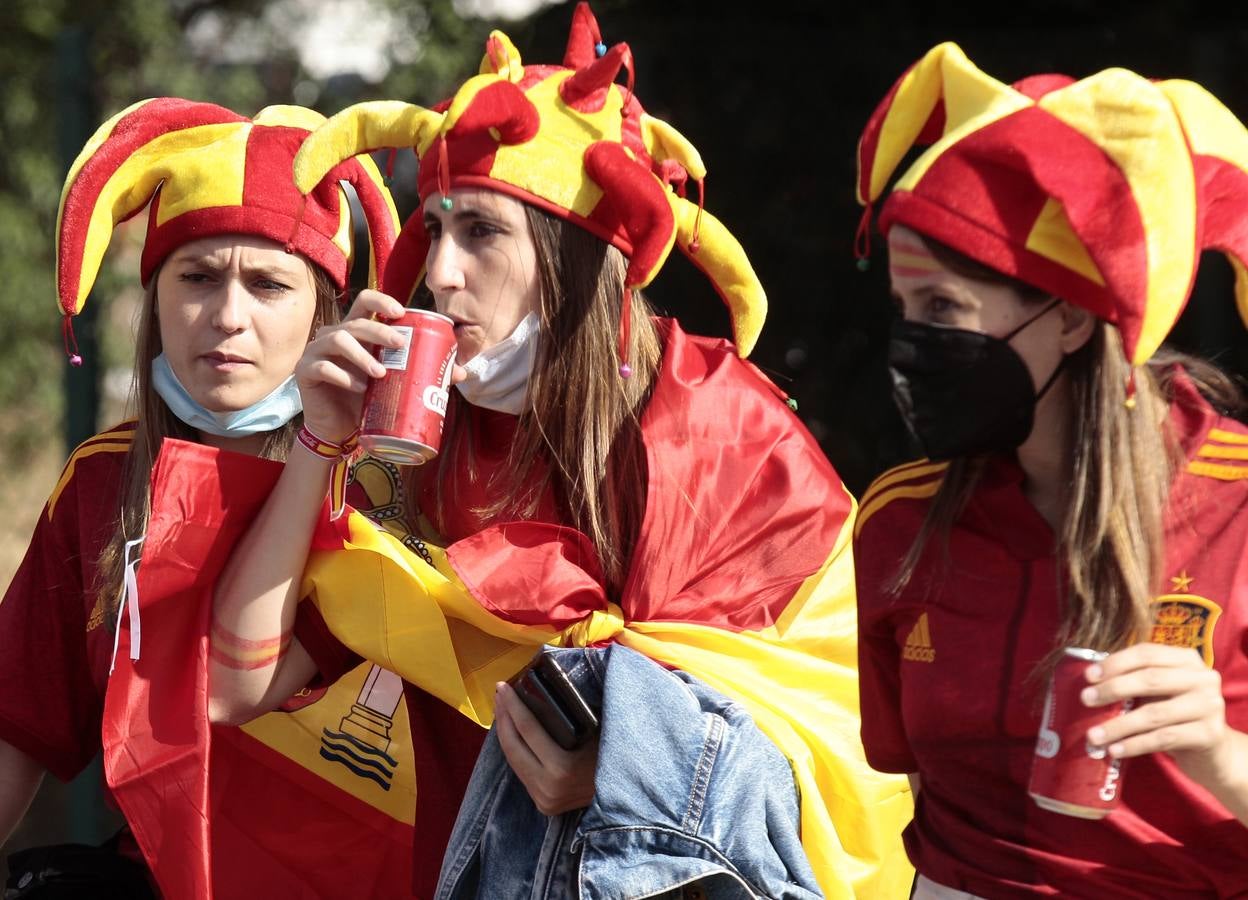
left=292, top=2, right=766, bottom=358
left=57, top=98, right=400, bottom=361
left=856, top=43, right=1248, bottom=366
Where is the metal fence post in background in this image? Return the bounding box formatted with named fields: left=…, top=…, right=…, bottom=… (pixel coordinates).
left=57, top=24, right=100, bottom=453
left=55, top=22, right=111, bottom=848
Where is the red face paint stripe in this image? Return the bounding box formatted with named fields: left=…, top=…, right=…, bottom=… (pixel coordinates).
left=889, top=263, right=945, bottom=278
left=208, top=642, right=289, bottom=671
left=889, top=240, right=937, bottom=258
left=211, top=620, right=292, bottom=653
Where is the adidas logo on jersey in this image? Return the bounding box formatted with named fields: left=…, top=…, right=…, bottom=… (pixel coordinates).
left=903, top=612, right=935, bottom=663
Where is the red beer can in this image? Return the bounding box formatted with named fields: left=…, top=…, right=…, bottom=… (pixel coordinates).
left=360, top=309, right=457, bottom=465
left=1029, top=647, right=1133, bottom=819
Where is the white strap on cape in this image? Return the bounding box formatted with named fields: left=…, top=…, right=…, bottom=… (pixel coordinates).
left=109, top=536, right=145, bottom=674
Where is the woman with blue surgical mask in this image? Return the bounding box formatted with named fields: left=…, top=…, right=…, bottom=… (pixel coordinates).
left=0, top=98, right=395, bottom=893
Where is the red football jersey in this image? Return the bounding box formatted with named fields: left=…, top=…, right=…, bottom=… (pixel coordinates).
left=2, top=425, right=477, bottom=899
left=855, top=376, right=1248, bottom=898
left=0, top=424, right=135, bottom=780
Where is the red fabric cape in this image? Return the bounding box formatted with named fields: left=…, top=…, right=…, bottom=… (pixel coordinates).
left=102, top=448, right=417, bottom=900
left=442, top=319, right=849, bottom=631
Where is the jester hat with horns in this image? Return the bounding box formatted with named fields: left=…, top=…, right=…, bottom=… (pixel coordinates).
left=293, top=2, right=766, bottom=359
left=857, top=42, right=1248, bottom=366
left=57, top=98, right=400, bottom=361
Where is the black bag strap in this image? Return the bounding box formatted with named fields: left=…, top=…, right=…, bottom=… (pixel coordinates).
left=4, top=832, right=156, bottom=900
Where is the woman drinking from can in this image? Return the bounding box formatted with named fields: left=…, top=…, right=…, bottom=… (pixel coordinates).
left=208, top=4, right=914, bottom=896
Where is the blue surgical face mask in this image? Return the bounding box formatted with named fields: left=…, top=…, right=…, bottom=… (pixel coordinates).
left=150, top=352, right=303, bottom=438
left=454, top=312, right=540, bottom=415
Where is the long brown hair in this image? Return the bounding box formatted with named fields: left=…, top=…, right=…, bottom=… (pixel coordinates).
left=421, top=203, right=662, bottom=596
left=890, top=236, right=1051, bottom=596
left=94, top=261, right=341, bottom=623
left=892, top=235, right=1246, bottom=657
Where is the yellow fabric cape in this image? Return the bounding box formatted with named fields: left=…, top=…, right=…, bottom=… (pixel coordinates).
left=301, top=505, right=913, bottom=898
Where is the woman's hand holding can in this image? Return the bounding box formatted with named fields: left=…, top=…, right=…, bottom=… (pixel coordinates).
left=296, top=289, right=407, bottom=445
left=1082, top=642, right=1236, bottom=793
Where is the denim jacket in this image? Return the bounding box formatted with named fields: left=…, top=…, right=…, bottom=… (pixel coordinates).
left=435, top=644, right=822, bottom=899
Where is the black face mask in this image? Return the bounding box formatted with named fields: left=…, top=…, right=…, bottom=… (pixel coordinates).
left=887, top=299, right=1064, bottom=461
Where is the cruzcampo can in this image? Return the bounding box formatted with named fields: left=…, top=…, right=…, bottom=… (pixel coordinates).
left=360, top=309, right=456, bottom=465
left=1029, top=647, right=1133, bottom=819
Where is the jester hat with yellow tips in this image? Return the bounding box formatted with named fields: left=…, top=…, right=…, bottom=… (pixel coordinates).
left=293, top=2, right=766, bottom=359
left=57, top=98, right=400, bottom=360
left=857, top=42, right=1248, bottom=366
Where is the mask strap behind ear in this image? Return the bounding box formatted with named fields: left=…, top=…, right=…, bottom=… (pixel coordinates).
left=1032, top=351, right=1070, bottom=404
left=1001, top=297, right=1063, bottom=342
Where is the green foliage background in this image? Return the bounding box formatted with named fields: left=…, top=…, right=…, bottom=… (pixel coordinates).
left=0, top=0, right=497, bottom=457
left=1, top=0, right=1246, bottom=489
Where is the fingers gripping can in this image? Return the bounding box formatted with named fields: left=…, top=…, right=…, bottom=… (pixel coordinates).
left=1029, top=647, right=1134, bottom=819
left=360, top=310, right=456, bottom=465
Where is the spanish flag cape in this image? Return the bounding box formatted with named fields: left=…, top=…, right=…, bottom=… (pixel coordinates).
left=102, top=449, right=432, bottom=900
left=302, top=321, right=913, bottom=898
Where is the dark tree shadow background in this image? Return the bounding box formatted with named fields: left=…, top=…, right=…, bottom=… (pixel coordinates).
left=518, top=1, right=1248, bottom=497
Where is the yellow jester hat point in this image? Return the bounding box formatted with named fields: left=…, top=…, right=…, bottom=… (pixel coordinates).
left=56, top=98, right=400, bottom=362
left=856, top=42, right=1248, bottom=366
left=293, top=1, right=767, bottom=358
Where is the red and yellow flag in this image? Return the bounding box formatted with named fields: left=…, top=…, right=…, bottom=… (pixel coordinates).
left=102, top=444, right=422, bottom=900
left=300, top=324, right=913, bottom=898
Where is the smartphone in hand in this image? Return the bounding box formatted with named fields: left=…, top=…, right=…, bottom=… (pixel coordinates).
left=508, top=648, right=600, bottom=751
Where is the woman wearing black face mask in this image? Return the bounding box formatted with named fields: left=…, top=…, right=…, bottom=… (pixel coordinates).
left=851, top=44, right=1248, bottom=898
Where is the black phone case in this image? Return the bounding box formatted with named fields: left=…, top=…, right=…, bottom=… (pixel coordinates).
left=508, top=648, right=600, bottom=751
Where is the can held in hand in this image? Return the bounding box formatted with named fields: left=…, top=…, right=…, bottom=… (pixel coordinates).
left=1029, top=647, right=1133, bottom=819
left=360, top=309, right=457, bottom=465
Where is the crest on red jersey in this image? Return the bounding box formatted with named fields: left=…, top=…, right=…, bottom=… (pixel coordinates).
left=1150, top=591, right=1221, bottom=666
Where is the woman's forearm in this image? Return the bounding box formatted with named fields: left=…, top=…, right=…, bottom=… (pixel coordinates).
left=208, top=449, right=331, bottom=724
left=208, top=290, right=403, bottom=724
